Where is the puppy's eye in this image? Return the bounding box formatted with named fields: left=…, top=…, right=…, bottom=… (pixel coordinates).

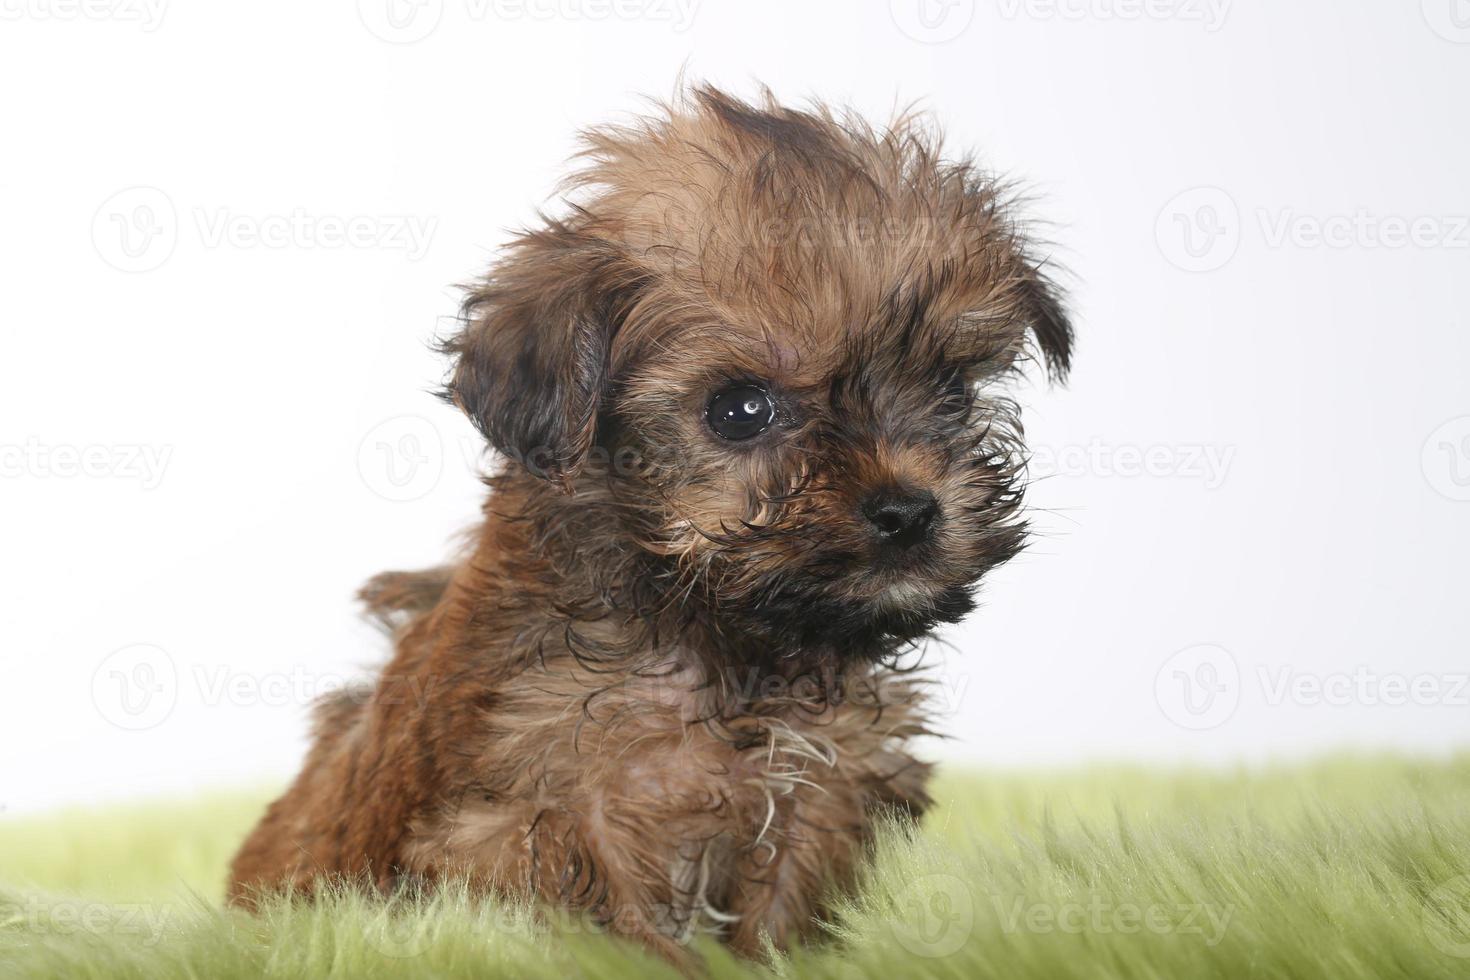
left=706, top=385, right=774, bottom=440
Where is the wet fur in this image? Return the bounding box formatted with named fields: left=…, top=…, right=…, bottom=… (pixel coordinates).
left=227, top=86, right=1073, bottom=962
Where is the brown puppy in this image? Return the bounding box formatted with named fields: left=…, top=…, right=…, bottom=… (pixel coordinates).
left=227, top=86, right=1072, bottom=961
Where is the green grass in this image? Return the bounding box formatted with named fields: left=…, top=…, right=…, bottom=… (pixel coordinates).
left=5, top=756, right=1470, bottom=978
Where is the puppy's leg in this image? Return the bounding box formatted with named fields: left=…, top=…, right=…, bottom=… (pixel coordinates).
left=404, top=792, right=700, bottom=964
left=718, top=775, right=860, bottom=954
left=723, top=755, right=931, bottom=954
left=227, top=687, right=372, bottom=904
left=228, top=567, right=455, bottom=905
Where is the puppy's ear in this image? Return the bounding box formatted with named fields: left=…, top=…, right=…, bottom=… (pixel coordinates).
left=1018, top=267, right=1074, bottom=382
left=443, top=223, right=620, bottom=491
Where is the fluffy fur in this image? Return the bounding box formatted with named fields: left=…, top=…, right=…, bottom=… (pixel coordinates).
left=227, top=86, right=1073, bottom=963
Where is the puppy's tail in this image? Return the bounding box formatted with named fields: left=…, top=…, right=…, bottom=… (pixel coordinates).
left=357, top=565, right=454, bottom=633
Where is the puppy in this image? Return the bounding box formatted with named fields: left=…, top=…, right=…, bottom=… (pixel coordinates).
left=227, top=86, right=1072, bottom=961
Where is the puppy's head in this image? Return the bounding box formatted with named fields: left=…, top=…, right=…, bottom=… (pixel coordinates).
left=446, top=87, right=1071, bottom=661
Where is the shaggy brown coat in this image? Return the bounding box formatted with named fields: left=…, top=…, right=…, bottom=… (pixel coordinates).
left=227, top=86, right=1072, bottom=962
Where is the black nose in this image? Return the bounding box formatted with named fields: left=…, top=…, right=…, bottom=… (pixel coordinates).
left=862, top=490, right=939, bottom=549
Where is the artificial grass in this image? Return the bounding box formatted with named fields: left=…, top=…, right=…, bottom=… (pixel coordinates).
left=4, top=755, right=1470, bottom=978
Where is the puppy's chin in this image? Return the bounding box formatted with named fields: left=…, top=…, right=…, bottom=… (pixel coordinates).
left=729, top=575, right=977, bottom=661
left=854, top=581, right=977, bottom=645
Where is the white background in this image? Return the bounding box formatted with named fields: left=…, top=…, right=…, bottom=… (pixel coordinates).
left=2, top=0, right=1468, bottom=816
